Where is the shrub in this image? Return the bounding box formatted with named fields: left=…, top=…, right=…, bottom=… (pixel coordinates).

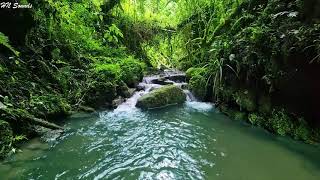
left=93, top=64, right=122, bottom=81
left=186, top=67, right=206, bottom=81
left=248, top=113, right=265, bottom=126
left=294, top=118, right=311, bottom=141
left=118, top=56, right=144, bottom=87
left=268, top=109, right=294, bottom=136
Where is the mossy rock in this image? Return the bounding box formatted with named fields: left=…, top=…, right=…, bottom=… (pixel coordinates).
left=0, top=120, right=13, bottom=159
left=136, top=85, right=186, bottom=109
left=219, top=104, right=247, bottom=121
left=234, top=90, right=257, bottom=112
left=85, top=81, right=117, bottom=108
left=85, top=69, right=118, bottom=108
left=188, top=75, right=207, bottom=101
left=258, top=95, right=272, bottom=114
left=117, top=81, right=134, bottom=98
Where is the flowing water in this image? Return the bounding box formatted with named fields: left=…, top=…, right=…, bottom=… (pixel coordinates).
left=1, top=74, right=320, bottom=180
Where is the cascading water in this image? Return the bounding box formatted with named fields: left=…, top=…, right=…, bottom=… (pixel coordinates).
left=116, top=71, right=197, bottom=112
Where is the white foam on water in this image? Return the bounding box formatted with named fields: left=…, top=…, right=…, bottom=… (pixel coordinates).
left=185, top=101, right=214, bottom=112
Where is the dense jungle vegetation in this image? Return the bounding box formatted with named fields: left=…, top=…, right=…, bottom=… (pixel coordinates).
left=1, top=0, right=320, bottom=158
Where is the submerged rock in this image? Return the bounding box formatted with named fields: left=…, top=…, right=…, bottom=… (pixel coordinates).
left=78, top=105, right=95, bottom=113
left=136, top=83, right=146, bottom=91
left=112, top=96, right=126, bottom=108
left=136, top=85, right=186, bottom=109
left=151, top=77, right=174, bottom=85
left=167, top=74, right=186, bottom=82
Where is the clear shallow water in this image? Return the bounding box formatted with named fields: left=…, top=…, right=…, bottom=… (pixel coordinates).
left=1, top=102, right=320, bottom=180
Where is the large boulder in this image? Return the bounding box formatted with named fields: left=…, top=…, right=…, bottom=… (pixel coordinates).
left=136, top=85, right=186, bottom=109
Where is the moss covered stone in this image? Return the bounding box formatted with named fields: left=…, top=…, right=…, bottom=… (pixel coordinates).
left=234, top=90, right=257, bottom=112
left=188, top=75, right=207, bottom=101
left=136, top=85, right=186, bottom=109
left=0, top=120, right=13, bottom=159
left=258, top=95, right=272, bottom=114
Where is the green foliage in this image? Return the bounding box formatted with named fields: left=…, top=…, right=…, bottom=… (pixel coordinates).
left=29, top=95, right=71, bottom=118
left=248, top=113, right=264, bottom=126
left=186, top=67, right=206, bottom=80
left=93, top=64, right=122, bottom=81
left=0, top=32, right=19, bottom=56
left=246, top=110, right=313, bottom=142
left=268, top=109, right=294, bottom=136
left=0, top=0, right=144, bottom=158
left=118, top=56, right=145, bottom=87
left=104, top=24, right=124, bottom=44
left=234, top=90, right=257, bottom=112
left=12, top=135, right=27, bottom=143
left=0, top=120, right=13, bottom=159
left=294, top=118, right=311, bottom=142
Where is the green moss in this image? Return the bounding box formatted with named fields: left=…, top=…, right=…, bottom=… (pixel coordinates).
left=218, top=104, right=247, bottom=121
left=233, top=111, right=248, bottom=121
left=258, top=95, right=272, bottom=114
left=188, top=75, right=207, bottom=101
left=0, top=32, right=19, bottom=56
left=136, top=85, right=186, bottom=109
left=0, top=120, right=13, bottom=159
left=293, top=118, right=312, bottom=142
left=234, top=90, right=257, bottom=112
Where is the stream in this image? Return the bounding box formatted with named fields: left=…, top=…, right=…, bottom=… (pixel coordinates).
left=1, top=72, right=320, bottom=180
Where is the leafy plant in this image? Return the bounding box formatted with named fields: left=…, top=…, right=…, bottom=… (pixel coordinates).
left=0, top=32, right=19, bottom=56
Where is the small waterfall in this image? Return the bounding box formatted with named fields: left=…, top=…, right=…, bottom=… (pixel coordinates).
left=115, top=70, right=197, bottom=111
left=184, top=90, right=197, bottom=102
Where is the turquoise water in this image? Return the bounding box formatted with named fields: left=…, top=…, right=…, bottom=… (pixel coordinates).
left=1, top=102, right=320, bottom=180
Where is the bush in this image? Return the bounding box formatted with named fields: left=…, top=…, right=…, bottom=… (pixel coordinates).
left=294, top=118, right=311, bottom=141
left=29, top=95, right=71, bottom=119
left=268, top=109, right=294, bottom=136
left=248, top=113, right=264, bottom=126
left=118, top=56, right=144, bottom=87
left=93, top=64, right=122, bottom=81
left=186, top=67, right=206, bottom=81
